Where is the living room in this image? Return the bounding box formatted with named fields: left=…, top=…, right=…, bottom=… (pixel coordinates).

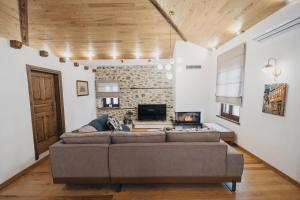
left=0, top=0, right=300, bottom=199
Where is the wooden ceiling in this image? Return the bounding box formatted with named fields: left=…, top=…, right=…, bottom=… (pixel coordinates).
left=0, top=0, right=288, bottom=59
left=155, top=0, right=287, bottom=48
left=28, top=0, right=180, bottom=60
left=0, top=0, right=20, bottom=41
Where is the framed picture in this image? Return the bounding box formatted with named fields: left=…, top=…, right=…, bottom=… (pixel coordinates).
left=262, top=83, right=287, bottom=116
left=76, top=80, right=89, bottom=96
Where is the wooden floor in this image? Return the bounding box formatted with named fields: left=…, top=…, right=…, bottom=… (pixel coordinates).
left=1, top=147, right=300, bottom=200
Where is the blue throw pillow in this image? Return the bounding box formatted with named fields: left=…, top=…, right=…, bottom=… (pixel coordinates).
left=89, top=114, right=109, bottom=131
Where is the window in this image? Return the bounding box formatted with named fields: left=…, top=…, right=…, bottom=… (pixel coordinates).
left=216, top=43, right=246, bottom=106
left=97, top=82, right=119, bottom=93
left=220, top=103, right=240, bottom=123
left=96, top=81, right=120, bottom=98
left=103, top=97, right=119, bottom=108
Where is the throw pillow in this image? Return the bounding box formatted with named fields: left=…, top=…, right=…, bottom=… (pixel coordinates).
left=89, top=114, right=109, bottom=131
left=78, top=125, right=97, bottom=133
left=107, top=117, right=123, bottom=131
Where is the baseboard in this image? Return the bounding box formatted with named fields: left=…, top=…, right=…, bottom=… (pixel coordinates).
left=234, top=143, right=300, bottom=189
left=0, top=155, right=49, bottom=190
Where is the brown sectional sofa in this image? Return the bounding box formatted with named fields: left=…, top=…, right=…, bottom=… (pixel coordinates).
left=50, top=131, right=244, bottom=192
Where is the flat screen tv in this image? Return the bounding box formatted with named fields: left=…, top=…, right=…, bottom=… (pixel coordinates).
left=138, top=104, right=166, bottom=121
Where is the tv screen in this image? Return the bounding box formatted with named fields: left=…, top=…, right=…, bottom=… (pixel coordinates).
left=138, top=104, right=166, bottom=121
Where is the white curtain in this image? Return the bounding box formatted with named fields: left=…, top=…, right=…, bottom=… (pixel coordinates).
left=216, top=43, right=246, bottom=106
left=96, top=80, right=120, bottom=97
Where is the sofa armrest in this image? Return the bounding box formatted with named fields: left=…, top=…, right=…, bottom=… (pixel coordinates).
left=226, top=144, right=244, bottom=178
left=49, top=141, right=110, bottom=180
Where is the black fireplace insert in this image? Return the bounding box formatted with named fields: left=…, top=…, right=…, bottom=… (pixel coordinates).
left=175, top=112, right=201, bottom=125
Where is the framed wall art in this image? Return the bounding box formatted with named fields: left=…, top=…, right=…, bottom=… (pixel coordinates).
left=262, top=83, right=287, bottom=116
left=76, top=80, right=89, bottom=96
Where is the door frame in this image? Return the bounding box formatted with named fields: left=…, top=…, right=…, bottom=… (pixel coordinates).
left=26, top=65, right=65, bottom=160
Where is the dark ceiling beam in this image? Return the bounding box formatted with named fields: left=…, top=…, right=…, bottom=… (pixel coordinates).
left=149, top=0, right=187, bottom=41
left=18, top=0, right=29, bottom=45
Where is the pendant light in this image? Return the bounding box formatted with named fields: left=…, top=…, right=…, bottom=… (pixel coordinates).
left=165, top=10, right=174, bottom=71
left=157, top=63, right=163, bottom=70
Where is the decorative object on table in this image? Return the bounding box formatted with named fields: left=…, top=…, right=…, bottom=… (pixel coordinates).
left=262, top=83, right=287, bottom=116
left=76, top=80, right=89, bottom=96
left=123, top=111, right=133, bottom=125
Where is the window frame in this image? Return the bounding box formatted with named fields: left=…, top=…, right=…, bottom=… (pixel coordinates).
left=220, top=103, right=240, bottom=123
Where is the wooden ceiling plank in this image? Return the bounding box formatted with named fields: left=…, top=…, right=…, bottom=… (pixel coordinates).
left=18, top=0, right=29, bottom=45
left=148, top=0, right=187, bottom=41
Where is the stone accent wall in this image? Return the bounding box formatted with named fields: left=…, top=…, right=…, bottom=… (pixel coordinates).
left=95, top=65, right=174, bottom=122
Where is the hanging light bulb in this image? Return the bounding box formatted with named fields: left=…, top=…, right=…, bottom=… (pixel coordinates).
left=166, top=72, right=173, bottom=80
left=165, top=63, right=172, bottom=71
left=169, top=58, right=175, bottom=64
left=165, top=11, right=174, bottom=72
left=157, top=63, right=163, bottom=70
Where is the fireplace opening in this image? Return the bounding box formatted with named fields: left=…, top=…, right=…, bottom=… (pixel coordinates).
left=175, top=112, right=201, bottom=125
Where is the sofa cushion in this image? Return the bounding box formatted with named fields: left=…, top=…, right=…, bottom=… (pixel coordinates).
left=89, top=114, right=109, bottom=131
left=107, top=116, right=123, bottom=131
left=111, top=131, right=166, bottom=144
left=166, top=130, right=220, bottom=142
left=60, top=132, right=111, bottom=144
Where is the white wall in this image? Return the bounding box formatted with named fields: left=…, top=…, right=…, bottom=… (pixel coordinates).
left=173, top=41, right=213, bottom=122
left=0, top=37, right=96, bottom=184
left=208, top=2, right=300, bottom=182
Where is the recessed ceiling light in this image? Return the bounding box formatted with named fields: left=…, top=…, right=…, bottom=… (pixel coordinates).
left=111, top=43, right=119, bottom=60
left=231, top=18, right=243, bottom=35
left=112, top=51, right=118, bottom=60
left=135, top=50, right=142, bottom=59
left=155, top=49, right=160, bottom=60
left=64, top=43, right=72, bottom=59
left=209, top=37, right=219, bottom=50
left=87, top=51, right=94, bottom=60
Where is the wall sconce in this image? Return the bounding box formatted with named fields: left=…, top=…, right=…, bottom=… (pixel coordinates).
left=263, top=57, right=282, bottom=81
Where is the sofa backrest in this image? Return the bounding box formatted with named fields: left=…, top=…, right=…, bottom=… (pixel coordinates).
left=109, top=142, right=227, bottom=178
left=60, top=132, right=111, bottom=144
left=166, top=130, right=220, bottom=142
left=111, top=131, right=166, bottom=144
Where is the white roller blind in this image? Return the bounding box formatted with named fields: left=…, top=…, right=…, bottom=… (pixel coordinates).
left=96, top=80, right=120, bottom=97
left=216, top=43, right=246, bottom=106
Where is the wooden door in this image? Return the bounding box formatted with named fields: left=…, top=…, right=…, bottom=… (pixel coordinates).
left=30, top=71, right=59, bottom=156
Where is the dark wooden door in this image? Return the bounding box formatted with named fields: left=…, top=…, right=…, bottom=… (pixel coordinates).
left=30, top=71, right=59, bottom=155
